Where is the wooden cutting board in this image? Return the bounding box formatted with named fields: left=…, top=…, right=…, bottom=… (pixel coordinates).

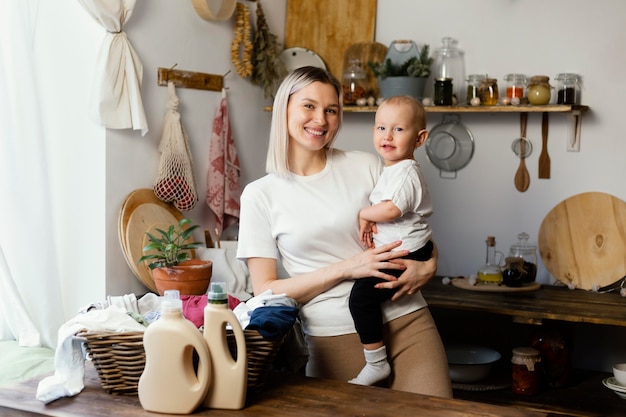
left=285, top=0, right=377, bottom=80
left=538, top=192, right=626, bottom=290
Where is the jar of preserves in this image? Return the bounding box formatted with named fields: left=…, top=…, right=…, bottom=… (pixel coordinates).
left=512, top=347, right=541, bottom=395
left=466, top=74, right=486, bottom=105
left=527, top=75, right=552, bottom=105
left=504, top=73, right=527, bottom=100
left=479, top=78, right=499, bottom=106
left=555, top=73, right=581, bottom=105
left=434, top=78, right=453, bottom=105
left=342, top=59, right=367, bottom=106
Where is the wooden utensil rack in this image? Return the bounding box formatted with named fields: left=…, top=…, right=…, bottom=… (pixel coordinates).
left=157, top=66, right=226, bottom=92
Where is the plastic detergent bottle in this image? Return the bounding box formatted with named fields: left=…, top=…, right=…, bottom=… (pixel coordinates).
left=202, top=281, right=247, bottom=410
left=138, top=290, right=211, bottom=414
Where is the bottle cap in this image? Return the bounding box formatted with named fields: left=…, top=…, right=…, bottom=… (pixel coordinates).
left=208, top=282, right=228, bottom=304
left=162, top=289, right=182, bottom=311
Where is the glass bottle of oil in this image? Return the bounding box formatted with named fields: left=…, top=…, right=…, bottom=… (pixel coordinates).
left=478, top=236, right=503, bottom=284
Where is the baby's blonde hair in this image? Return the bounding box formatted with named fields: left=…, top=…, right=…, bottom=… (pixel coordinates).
left=379, top=96, right=427, bottom=131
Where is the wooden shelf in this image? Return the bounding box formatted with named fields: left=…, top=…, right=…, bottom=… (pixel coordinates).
left=421, top=278, right=626, bottom=327
left=263, top=104, right=588, bottom=113
left=340, top=104, right=589, bottom=113
left=421, top=278, right=626, bottom=416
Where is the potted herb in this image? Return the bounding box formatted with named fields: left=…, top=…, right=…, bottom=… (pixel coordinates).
left=138, top=218, right=212, bottom=295
left=369, top=43, right=433, bottom=100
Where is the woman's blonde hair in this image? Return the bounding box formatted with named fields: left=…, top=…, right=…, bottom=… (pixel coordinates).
left=266, top=66, right=343, bottom=176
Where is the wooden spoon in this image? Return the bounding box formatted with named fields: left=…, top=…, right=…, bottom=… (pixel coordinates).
left=538, top=112, right=551, bottom=178
left=514, top=112, right=530, bottom=192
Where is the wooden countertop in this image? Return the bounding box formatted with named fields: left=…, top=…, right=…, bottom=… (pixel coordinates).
left=421, top=278, right=626, bottom=327
left=0, top=363, right=552, bottom=417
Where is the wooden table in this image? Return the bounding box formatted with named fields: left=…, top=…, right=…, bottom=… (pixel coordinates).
left=0, top=363, right=553, bottom=417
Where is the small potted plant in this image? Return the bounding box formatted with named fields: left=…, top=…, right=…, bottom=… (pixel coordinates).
left=138, top=218, right=212, bottom=295
left=369, top=43, right=433, bottom=100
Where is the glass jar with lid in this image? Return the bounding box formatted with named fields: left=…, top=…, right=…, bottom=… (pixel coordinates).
left=503, top=232, right=538, bottom=286
left=555, top=73, right=581, bottom=105
left=512, top=347, right=541, bottom=395
left=504, top=73, right=527, bottom=100
left=342, top=59, right=367, bottom=106
left=479, top=77, right=499, bottom=106
left=527, top=75, right=552, bottom=105
left=432, top=37, right=466, bottom=104
left=466, top=74, right=486, bottom=104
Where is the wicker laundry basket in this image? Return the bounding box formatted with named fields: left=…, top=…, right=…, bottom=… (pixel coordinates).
left=76, top=328, right=284, bottom=396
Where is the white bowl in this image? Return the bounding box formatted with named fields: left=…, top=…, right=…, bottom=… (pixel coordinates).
left=445, top=344, right=501, bottom=383
left=614, top=363, right=626, bottom=386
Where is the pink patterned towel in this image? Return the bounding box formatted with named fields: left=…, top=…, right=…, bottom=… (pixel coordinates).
left=207, top=89, right=241, bottom=233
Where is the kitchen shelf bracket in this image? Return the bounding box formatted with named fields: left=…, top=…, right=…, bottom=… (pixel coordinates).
left=567, top=109, right=582, bottom=152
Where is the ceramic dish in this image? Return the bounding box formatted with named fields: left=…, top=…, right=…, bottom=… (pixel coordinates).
left=280, top=47, right=327, bottom=73
left=603, top=378, right=626, bottom=399
left=604, top=377, right=626, bottom=392
left=426, top=114, right=475, bottom=173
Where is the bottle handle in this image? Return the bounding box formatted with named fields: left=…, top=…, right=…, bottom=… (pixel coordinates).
left=190, top=338, right=212, bottom=391
left=495, top=250, right=505, bottom=267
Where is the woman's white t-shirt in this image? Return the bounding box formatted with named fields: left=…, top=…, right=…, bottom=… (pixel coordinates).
left=237, top=149, right=428, bottom=337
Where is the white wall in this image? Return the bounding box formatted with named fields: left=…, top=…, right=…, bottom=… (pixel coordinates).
left=105, top=0, right=626, bottom=296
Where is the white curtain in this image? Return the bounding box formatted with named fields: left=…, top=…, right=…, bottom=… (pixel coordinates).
left=77, top=0, right=148, bottom=135
left=0, top=0, right=65, bottom=348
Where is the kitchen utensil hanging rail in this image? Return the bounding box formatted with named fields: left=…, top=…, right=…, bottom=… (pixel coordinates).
left=157, top=66, right=228, bottom=92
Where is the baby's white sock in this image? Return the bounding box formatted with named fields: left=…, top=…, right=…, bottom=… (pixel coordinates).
left=348, top=345, right=391, bottom=386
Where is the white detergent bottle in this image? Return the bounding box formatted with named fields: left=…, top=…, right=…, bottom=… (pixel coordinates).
left=138, top=290, right=211, bottom=414
left=202, top=281, right=247, bottom=410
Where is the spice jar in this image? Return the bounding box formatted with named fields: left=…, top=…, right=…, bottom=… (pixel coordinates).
left=466, top=74, right=486, bottom=105
left=342, top=59, right=367, bottom=106
left=555, top=73, right=581, bottom=105
left=479, top=78, right=499, bottom=106
left=527, top=75, right=552, bottom=105
left=434, top=78, right=453, bottom=105
left=512, top=347, right=541, bottom=395
left=504, top=74, right=527, bottom=100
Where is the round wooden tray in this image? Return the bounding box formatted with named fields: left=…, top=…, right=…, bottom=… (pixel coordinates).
left=118, top=189, right=185, bottom=292
left=451, top=277, right=541, bottom=292
left=538, top=192, right=626, bottom=290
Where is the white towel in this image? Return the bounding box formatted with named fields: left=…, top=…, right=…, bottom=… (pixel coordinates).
left=36, top=306, right=146, bottom=404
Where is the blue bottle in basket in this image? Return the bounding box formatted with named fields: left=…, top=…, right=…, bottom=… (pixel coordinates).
left=138, top=290, right=211, bottom=414
left=202, top=282, right=247, bottom=410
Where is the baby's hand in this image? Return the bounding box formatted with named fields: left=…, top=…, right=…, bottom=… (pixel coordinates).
left=359, top=218, right=376, bottom=248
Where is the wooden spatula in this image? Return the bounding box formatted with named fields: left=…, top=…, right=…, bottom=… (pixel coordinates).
left=538, top=112, right=551, bottom=178
left=514, top=112, right=530, bottom=192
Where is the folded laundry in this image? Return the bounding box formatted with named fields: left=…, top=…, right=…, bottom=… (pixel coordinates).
left=246, top=306, right=299, bottom=340
left=36, top=306, right=147, bottom=404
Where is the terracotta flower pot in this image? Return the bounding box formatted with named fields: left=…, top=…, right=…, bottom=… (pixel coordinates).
left=152, top=259, right=213, bottom=296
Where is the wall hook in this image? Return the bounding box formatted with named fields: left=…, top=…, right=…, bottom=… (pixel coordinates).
left=157, top=66, right=224, bottom=92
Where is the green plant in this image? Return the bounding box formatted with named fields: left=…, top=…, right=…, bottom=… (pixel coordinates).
left=138, top=218, right=203, bottom=269
left=368, top=44, right=433, bottom=79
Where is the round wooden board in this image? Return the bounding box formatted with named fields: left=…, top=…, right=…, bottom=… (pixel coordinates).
left=538, top=192, right=626, bottom=290
left=451, top=277, right=541, bottom=292
left=126, top=205, right=181, bottom=293
left=118, top=189, right=185, bottom=292
left=343, top=41, right=388, bottom=98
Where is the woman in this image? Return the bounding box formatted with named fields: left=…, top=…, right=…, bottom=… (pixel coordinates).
left=237, top=66, right=452, bottom=397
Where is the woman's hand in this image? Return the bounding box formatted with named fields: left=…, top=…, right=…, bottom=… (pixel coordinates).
left=343, top=240, right=409, bottom=281
left=374, top=243, right=438, bottom=301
